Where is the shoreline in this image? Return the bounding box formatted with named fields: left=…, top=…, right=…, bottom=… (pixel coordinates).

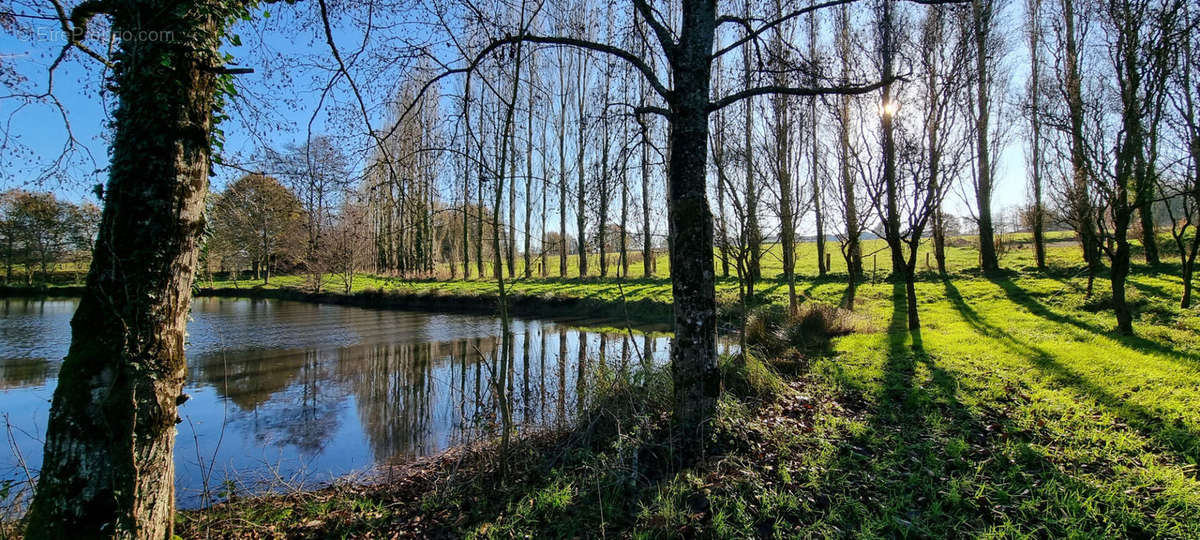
left=0, top=283, right=675, bottom=330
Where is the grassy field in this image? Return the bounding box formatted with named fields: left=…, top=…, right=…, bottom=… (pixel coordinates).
left=175, top=233, right=1200, bottom=537
left=384, top=229, right=1090, bottom=281
left=200, top=231, right=1093, bottom=304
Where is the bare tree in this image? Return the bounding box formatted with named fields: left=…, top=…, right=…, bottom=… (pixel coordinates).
left=967, top=0, right=1002, bottom=271
left=1163, top=1, right=1200, bottom=307
left=1025, top=0, right=1048, bottom=269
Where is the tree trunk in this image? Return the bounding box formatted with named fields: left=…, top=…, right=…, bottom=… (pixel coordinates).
left=666, top=1, right=719, bottom=453
left=773, top=74, right=796, bottom=311
left=809, top=6, right=827, bottom=278
left=1062, top=0, right=1100, bottom=276
left=640, top=108, right=654, bottom=278
left=972, top=0, right=1000, bottom=272
left=836, top=5, right=862, bottom=285
left=576, top=51, right=590, bottom=278
left=1140, top=197, right=1159, bottom=265
left=620, top=113, right=630, bottom=278
left=1028, top=0, right=1047, bottom=270
left=462, top=158, right=471, bottom=279
left=741, top=15, right=761, bottom=286
left=26, top=5, right=220, bottom=537
left=559, top=71, right=570, bottom=278
left=540, top=102, right=550, bottom=278
left=599, top=107, right=611, bottom=278
left=476, top=162, right=485, bottom=278
left=507, top=137, right=517, bottom=279
left=524, top=61, right=535, bottom=279
left=1112, top=234, right=1133, bottom=334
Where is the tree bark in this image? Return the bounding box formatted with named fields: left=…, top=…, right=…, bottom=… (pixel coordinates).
left=836, top=4, right=862, bottom=290
left=559, top=52, right=570, bottom=278
left=524, top=54, right=535, bottom=279
left=1140, top=199, right=1159, bottom=265
left=26, top=5, right=221, bottom=537
left=878, top=0, right=913, bottom=327
left=663, top=0, right=720, bottom=453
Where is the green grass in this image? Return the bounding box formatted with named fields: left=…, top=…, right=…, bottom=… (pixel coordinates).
left=195, top=231, right=1092, bottom=310
left=177, top=232, right=1200, bottom=538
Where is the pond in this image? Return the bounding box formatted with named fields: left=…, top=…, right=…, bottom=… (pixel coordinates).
left=0, top=296, right=679, bottom=508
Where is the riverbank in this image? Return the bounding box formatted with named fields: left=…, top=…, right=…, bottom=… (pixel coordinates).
left=173, top=269, right=1200, bottom=537
left=0, top=278, right=678, bottom=328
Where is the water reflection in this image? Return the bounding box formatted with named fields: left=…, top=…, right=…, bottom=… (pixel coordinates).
left=0, top=297, right=675, bottom=507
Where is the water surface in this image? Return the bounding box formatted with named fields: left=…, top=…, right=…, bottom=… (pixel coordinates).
left=0, top=296, right=673, bottom=507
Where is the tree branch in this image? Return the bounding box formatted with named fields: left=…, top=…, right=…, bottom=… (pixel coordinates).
left=708, top=78, right=894, bottom=112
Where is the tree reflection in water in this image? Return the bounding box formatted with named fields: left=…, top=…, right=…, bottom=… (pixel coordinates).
left=0, top=298, right=677, bottom=506
left=188, top=309, right=673, bottom=467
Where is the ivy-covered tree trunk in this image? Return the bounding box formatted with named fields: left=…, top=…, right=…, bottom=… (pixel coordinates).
left=666, top=0, right=719, bottom=452
left=26, top=3, right=224, bottom=538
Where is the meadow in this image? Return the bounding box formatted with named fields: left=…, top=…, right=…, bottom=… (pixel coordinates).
left=172, top=231, right=1200, bottom=537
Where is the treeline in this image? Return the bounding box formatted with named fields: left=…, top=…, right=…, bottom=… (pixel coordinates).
left=353, top=0, right=1200, bottom=333
left=208, top=0, right=1200, bottom=334
left=0, top=190, right=100, bottom=285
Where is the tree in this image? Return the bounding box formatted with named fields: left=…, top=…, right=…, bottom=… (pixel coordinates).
left=833, top=2, right=865, bottom=305
left=329, top=194, right=373, bottom=294
left=1025, top=0, right=1048, bottom=269
left=25, top=0, right=259, bottom=536
left=967, top=0, right=1002, bottom=272
left=770, top=0, right=801, bottom=312
left=872, top=1, right=969, bottom=329
left=268, top=135, right=351, bottom=292
left=0, top=190, right=72, bottom=284
left=65, top=201, right=102, bottom=283
left=211, top=174, right=306, bottom=285
left=1162, top=1, right=1200, bottom=307
left=0, top=191, right=18, bottom=283
left=1088, top=0, right=1184, bottom=334
left=1054, top=0, right=1102, bottom=291
left=808, top=1, right=829, bottom=278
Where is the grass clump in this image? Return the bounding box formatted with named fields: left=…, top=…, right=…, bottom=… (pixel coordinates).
left=720, top=352, right=786, bottom=403
left=744, top=302, right=862, bottom=359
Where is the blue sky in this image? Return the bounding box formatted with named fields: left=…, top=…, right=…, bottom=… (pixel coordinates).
left=1, top=2, right=1033, bottom=234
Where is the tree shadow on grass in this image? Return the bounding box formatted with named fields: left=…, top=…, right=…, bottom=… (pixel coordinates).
left=990, top=275, right=1200, bottom=366
left=814, top=282, right=1064, bottom=535
left=944, top=279, right=1200, bottom=464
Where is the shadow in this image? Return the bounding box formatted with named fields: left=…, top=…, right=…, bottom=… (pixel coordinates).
left=943, top=280, right=1200, bottom=464
left=989, top=275, right=1200, bottom=366
left=1124, top=277, right=1176, bottom=301
left=810, top=281, right=1051, bottom=535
